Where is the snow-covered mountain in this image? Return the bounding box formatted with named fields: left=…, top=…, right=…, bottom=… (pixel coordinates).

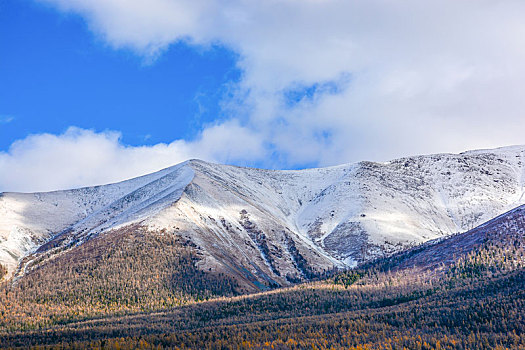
left=376, top=203, right=525, bottom=273
left=2, top=145, right=525, bottom=287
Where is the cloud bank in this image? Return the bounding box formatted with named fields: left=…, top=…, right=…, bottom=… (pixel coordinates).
left=4, top=0, right=525, bottom=191
left=0, top=125, right=263, bottom=192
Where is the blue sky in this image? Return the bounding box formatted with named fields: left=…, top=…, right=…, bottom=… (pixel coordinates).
left=0, top=0, right=240, bottom=150
left=2, top=0, right=525, bottom=192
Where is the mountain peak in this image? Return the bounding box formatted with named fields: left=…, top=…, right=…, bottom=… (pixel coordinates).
left=2, top=145, right=525, bottom=287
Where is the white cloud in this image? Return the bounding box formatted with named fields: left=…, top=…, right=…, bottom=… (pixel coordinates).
left=7, top=0, right=525, bottom=191
left=0, top=124, right=264, bottom=192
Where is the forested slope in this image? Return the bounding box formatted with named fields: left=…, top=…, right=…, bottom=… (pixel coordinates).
left=2, top=203, right=525, bottom=349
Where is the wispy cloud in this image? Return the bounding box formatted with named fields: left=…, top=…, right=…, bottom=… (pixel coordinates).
left=0, top=115, right=14, bottom=124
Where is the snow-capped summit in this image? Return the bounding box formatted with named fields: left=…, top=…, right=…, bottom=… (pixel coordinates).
left=2, top=145, right=525, bottom=287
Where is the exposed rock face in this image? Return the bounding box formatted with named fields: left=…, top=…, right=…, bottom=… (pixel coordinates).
left=2, top=145, right=525, bottom=288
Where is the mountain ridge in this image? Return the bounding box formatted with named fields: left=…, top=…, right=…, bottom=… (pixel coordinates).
left=2, top=145, right=525, bottom=288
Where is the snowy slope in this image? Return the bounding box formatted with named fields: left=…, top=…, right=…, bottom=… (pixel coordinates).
left=0, top=162, right=193, bottom=276
left=1, top=146, right=525, bottom=287
left=372, top=203, right=525, bottom=273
